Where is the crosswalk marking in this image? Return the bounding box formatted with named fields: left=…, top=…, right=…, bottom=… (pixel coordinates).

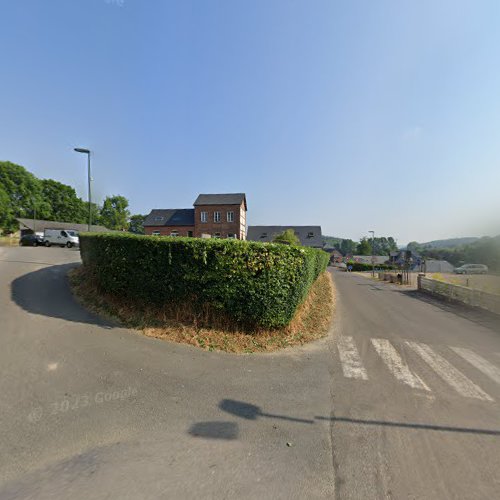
left=337, top=336, right=368, bottom=380
left=371, top=339, right=430, bottom=391
left=450, top=347, right=500, bottom=386
left=406, top=341, right=493, bottom=401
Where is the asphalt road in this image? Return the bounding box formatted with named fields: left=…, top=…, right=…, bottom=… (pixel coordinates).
left=0, top=246, right=335, bottom=500
left=331, top=271, right=500, bottom=499
left=1, top=248, right=499, bottom=499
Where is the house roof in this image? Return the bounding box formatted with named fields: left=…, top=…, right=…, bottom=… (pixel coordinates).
left=247, top=226, right=323, bottom=248
left=17, top=218, right=110, bottom=233
left=193, top=193, right=247, bottom=210
left=143, top=209, right=195, bottom=227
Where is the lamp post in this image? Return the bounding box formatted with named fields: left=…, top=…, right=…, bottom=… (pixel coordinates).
left=74, top=148, right=91, bottom=231
left=369, top=230, right=375, bottom=277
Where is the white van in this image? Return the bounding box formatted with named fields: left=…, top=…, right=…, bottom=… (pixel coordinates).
left=44, top=229, right=79, bottom=248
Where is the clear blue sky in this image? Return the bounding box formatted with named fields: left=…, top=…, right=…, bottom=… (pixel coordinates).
left=1, top=0, right=499, bottom=244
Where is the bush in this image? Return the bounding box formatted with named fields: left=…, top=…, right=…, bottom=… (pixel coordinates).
left=346, top=261, right=394, bottom=272
left=79, top=233, right=329, bottom=329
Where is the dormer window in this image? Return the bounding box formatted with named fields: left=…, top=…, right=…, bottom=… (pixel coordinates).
left=307, top=232, right=314, bottom=238
left=154, top=216, right=164, bottom=222
left=261, top=232, right=267, bottom=238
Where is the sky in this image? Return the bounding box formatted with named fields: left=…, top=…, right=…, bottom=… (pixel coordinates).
left=1, top=0, right=499, bottom=244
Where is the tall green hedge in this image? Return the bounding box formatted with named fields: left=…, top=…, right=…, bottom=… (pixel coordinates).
left=79, top=233, right=329, bottom=329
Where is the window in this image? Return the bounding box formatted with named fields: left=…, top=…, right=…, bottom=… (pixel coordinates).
left=170, top=230, right=179, bottom=237
left=227, top=211, right=234, bottom=222
left=61, top=230, right=67, bottom=237
left=307, top=232, right=314, bottom=238
left=154, top=216, right=164, bottom=222
left=188, top=231, right=193, bottom=237
left=214, top=211, right=221, bottom=223
left=152, top=230, right=160, bottom=236
left=261, top=232, right=267, bottom=238
left=201, top=211, right=207, bottom=223
left=227, top=233, right=236, bottom=239
left=214, top=232, right=221, bottom=238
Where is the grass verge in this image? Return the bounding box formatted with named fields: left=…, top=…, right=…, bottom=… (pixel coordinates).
left=69, top=267, right=336, bottom=353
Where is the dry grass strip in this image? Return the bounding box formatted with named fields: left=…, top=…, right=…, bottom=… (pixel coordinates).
left=69, top=267, right=335, bottom=353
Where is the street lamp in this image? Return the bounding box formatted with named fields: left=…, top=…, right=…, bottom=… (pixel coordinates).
left=74, top=148, right=91, bottom=231
left=369, top=230, right=375, bottom=277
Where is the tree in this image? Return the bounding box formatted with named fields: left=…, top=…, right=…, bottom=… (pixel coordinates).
left=99, top=195, right=130, bottom=230
left=340, top=238, right=357, bottom=256
left=356, top=237, right=372, bottom=255
left=0, top=184, right=15, bottom=234
left=273, top=229, right=301, bottom=246
left=40, top=179, right=88, bottom=224
left=129, top=214, right=146, bottom=234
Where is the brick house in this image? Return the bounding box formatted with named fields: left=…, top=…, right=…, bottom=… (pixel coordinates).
left=143, top=193, right=247, bottom=239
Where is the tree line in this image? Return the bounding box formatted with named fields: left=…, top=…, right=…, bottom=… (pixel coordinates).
left=0, top=161, right=146, bottom=234
left=407, top=238, right=500, bottom=271
left=323, top=235, right=399, bottom=256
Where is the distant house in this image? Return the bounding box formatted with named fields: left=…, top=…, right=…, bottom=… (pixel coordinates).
left=351, top=255, right=390, bottom=265
left=424, top=260, right=455, bottom=273
left=143, top=193, right=247, bottom=240
left=247, top=226, right=323, bottom=248
left=17, top=218, right=110, bottom=237
left=324, top=248, right=343, bottom=263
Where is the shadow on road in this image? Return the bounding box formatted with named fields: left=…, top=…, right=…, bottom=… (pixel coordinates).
left=188, top=421, right=239, bottom=440
left=11, top=263, right=114, bottom=327
left=400, top=290, right=500, bottom=334
left=314, top=415, right=500, bottom=436
left=219, top=399, right=314, bottom=424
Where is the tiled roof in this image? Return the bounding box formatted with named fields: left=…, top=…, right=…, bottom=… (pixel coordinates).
left=17, top=218, right=110, bottom=233
left=194, top=193, right=247, bottom=209
left=143, top=209, right=195, bottom=227
left=247, top=226, right=323, bottom=248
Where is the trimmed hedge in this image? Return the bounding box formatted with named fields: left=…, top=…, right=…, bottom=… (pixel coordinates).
left=346, top=261, right=394, bottom=272
left=79, top=233, right=329, bottom=329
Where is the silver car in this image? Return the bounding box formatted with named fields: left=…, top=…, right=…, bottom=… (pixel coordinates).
left=453, top=264, right=488, bottom=275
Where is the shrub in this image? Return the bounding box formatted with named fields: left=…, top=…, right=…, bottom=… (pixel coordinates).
left=79, top=233, right=329, bottom=329
left=346, top=261, right=394, bottom=272
left=273, top=229, right=301, bottom=246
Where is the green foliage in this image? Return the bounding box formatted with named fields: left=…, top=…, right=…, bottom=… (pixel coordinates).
left=338, top=238, right=354, bottom=256
left=273, top=229, right=301, bottom=246
left=128, top=214, right=146, bottom=234
left=356, top=237, right=372, bottom=255
left=346, top=261, right=394, bottom=272
left=79, top=233, right=329, bottom=329
left=411, top=236, right=500, bottom=271
left=99, top=195, right=130, bottom=230
left=40, top=178, right=88, bottom=223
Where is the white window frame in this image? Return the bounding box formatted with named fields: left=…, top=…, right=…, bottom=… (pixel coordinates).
left=152, top=230, right=161, bottom=236
left=201, top=211, right=208, bottom=223
left=214, top=232, right=221, bottom=239
left=170, top=230, right=179, bottom=237
left=227, top=211, right=234, bottom=223
left=214, top=211, right=221, bottom=223
left=227, top=233, right=236, bottom=239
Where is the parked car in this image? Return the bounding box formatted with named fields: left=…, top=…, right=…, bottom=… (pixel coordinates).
left=43, top=228, right=79, bottom=248
left=19, top=234, right=45, bottom=247
left=453, top=264, right=488, bottom=275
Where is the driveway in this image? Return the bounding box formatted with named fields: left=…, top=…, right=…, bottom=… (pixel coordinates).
left=0, top=246, right=335, bottom=499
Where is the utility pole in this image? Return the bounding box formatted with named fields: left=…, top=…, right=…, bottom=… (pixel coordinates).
left=369, top=230, right=375, bottom=277
left=74, top=148, right=92, bottom=231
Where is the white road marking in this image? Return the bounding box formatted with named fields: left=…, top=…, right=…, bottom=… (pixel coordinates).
left=450, top=347, right=500, bottom=386
left=406, top=341, right=493, bottom=401
left=371, top=338, right=430, bottom=391
left=337, top=336, right=368, bottom=380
